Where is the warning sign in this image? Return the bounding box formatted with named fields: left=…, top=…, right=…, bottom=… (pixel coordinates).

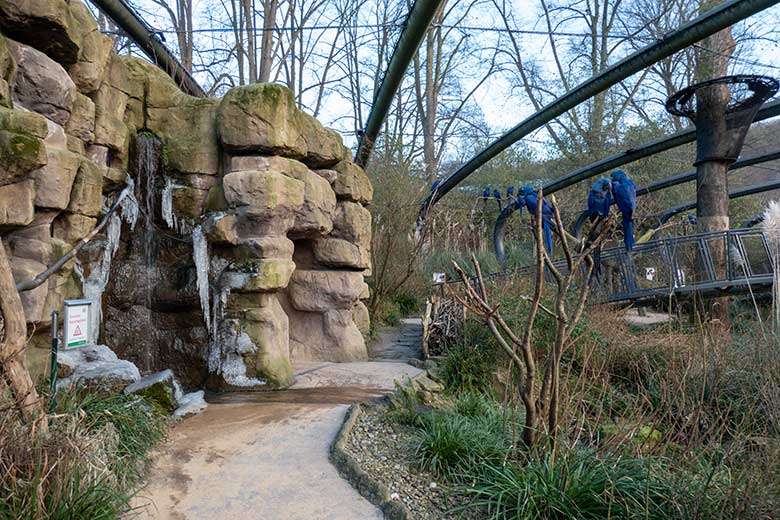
left=64, top=299, right=92, bottom=349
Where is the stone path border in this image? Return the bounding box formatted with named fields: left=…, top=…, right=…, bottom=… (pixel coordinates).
left=330, top=404, right=411, bottom=520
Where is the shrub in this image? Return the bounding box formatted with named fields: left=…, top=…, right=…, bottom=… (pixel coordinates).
left=438, top=321, right=498, bottom=395
left=458, top=447, right=676, bottom=520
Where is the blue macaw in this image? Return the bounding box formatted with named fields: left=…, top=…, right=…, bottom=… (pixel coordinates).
left=506, top=185, right=515, bottom=199
left=430, top=179, right=441, bottom=192
left=611, top=170, right=637, bottom=251
left=586, top=178, right=612, bottom=282
left=493, top=189, right=503, bottom=211
left=587, top=178, right=612, bottom=221
left=520, top=185, right=554, bottom=254
left=482, top=187, right=490, bottom=209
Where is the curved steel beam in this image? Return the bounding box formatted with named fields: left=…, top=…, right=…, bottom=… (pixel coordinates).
left=91, top=0, right=205, bottom=97
left=491, top=112, right=780, bottom=263
left=659, top=179, right=780, bottom=224
left=422, top=0, right=780, bottom=210
left=543, top=99, right=780, bottom=196
left=637, top=149, right=780, bottom=196
left=354, top=0, right=446, bottom=167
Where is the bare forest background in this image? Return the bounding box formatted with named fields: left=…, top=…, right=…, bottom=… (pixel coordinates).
left=94, top=0, right=780, bottom=309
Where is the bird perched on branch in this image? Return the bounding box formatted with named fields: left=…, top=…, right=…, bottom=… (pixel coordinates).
left=430, top=179, right=441, bottom=193
left=586, top=178, right=612, bottom=281
left=610, top=170, right=637, bottom=251
left=520, top=185, right=554, bottom=254
left=482, top=187, right=490, bottom=210
left=493, top=189, right=503, bottom=211
left=587, top=178, right=612, bottom=221
left=506, top=185, right=515, bottom=199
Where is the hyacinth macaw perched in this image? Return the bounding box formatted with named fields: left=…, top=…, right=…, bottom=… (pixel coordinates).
left=493, top=189, right=503, bottom=211
left=611, top=170, right=637, bottom=251
left=506, top=185, right=515, bottom=199
left=482, top=187, right=490, bottom=209
left=587, top=178, right=612, bottom=221
left=430, top=179, right=441, bottom=193
left=520, top=185, right=554, bottom=254
left=586, top=178, right=612, bottom=282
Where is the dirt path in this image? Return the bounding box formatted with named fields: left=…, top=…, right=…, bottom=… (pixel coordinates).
left=135, top=347, right=422, bottom=519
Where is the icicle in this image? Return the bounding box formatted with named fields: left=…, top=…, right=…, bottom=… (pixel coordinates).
left=191, top=225, right=211, bottom=332
left=209, top=318, right=267, bottom=387
left=120, top=177, right=139, bottom=230
left=81, top=213, right=122, bottom=344
left=161, top=176, right=175, bottom=230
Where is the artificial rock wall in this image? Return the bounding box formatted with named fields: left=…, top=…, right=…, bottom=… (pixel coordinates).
left=0, top=0, right=373, bottom=390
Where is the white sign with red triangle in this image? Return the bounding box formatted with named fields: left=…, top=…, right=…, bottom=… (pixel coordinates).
left=64, top=299, right=92, bottom=349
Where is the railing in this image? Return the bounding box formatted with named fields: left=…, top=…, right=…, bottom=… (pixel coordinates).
left=436, top=228, right=776, bottom=304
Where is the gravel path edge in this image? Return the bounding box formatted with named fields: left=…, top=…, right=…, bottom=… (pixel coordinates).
left=330, top=404, right=411, bottom=520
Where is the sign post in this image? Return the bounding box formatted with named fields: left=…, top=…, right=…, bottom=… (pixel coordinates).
left=63, top=299, right=92, bottom=349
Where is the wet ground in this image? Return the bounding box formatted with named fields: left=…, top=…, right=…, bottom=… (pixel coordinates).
left=134, top=326, right=423, bottom=520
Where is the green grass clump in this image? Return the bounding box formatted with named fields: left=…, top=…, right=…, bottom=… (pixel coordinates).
left=410, top=411, right=508, bottom=479
left=1, top=389, right=168, bottom=519
left=75, top=392, right=167, bottom=480
left=437, top=322, right=498, bottom=396
left=458, top=448, right=675, bottom=520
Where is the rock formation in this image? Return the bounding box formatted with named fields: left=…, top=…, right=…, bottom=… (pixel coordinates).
left=0, top=0, right=372, bottom=391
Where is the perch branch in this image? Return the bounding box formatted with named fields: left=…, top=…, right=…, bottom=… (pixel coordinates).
left=16, top=186, right=131, bottom=292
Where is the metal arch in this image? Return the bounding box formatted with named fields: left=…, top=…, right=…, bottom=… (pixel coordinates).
left=494, top=148, right=780, bottom=264
left=542, top=99, right=780, bottom=196
left=91, top=0, right=206, bottom=97
left=658, top=179, right=780, bottom=224
left=354, top=0, right=446, bottom=167
left=636, top=149, right=780, bottom=196
left=420, top=0, right=780, bottom=211
left=491, top=114, right=780, bottom=264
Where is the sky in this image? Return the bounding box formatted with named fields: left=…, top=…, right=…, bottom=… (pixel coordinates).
left=109, top=0, right=780, bottom=161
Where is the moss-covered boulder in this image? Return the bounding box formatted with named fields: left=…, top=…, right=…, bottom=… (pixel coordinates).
left=217, top=84, right=306, bottom=157
left=298, top=112, right=348, bottom=168
left=242, top=295, right=294, bottom=387
left=7, top=39, right=77, bottom=125
left=222, top=169, right=304, bottom=220
left=123, top=369, right=182, bottom=412
left=333, top=160, right=373, bottom=204
left=233, top=258, right=297, bottom=293
left=67, top=157, right=103, bottom=216
left=0, top=34, right=15, bottom=108
left=0, top=178, right=34, bottom=227
left=67, top=2, right=112, bottom=94
left=0, top=130, right=47, bottom=186
left=287, top=269, right=364, bottom=312
left=31, top=146, right=80, bottom=209
left=65, top=92, right=95, bottom=142
left=0, top=0, right=83, bottom=65
left=313, top=237, right=369, bottom=270
left=147, top=98, right=220, bottom=175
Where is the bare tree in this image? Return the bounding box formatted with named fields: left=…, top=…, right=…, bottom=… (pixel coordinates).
left=492, top=0, right=647, bottom=160
left=412, top=0, right=499, bottom=181
left=450, top=191, right=613, bottom=446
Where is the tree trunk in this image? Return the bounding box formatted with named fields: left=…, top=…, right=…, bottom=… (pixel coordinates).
left=257, top=0, right=278, bottom=83
left=694, top=18, right=734, bottom=326
left=0, top=240, right=45, bottom=426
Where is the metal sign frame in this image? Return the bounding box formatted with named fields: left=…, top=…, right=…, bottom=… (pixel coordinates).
left=63, top=299, right=92, bottom=349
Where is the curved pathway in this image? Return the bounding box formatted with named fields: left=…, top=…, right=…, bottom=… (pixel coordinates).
left=135, top=322, right=423, bottom=520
